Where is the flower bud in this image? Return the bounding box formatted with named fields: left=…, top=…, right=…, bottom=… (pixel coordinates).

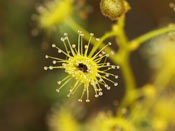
left=100, top=0, right=130, bottom=20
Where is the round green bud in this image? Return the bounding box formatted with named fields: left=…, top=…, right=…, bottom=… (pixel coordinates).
left=100, top=0, right=127, bottom=20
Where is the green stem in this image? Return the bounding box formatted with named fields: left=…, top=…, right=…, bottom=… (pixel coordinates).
left=115, top=17, right=128, bottom=47
left=112, top=16, right=137, bottom=115
left=120, top=54, right=136, bottom=91
left=113, top=16, right=136, bottom=90
left=116, top=51, right=137, bottom=116
left=130, top=24, right=175, bottom=50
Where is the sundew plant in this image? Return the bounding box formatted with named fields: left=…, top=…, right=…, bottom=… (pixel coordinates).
left=38, top=0, right=175, bottom=130
left=2, top=0, right=175, bottom=131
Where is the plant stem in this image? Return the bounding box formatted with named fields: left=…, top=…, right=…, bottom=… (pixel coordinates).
left=118, top=56, right=137, bottom=114
left=111, top=17, right=137, bottom=115
left=120, top=54, right=136, bottom=91
left=130, top=24, right=175, bottom=50
left=113, top=16, right=128, bottom=48
left=113, top=16, right=136, bottom=90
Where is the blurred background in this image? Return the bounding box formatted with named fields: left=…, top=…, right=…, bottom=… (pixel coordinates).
left=0, top=0, right=175, bottom=131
